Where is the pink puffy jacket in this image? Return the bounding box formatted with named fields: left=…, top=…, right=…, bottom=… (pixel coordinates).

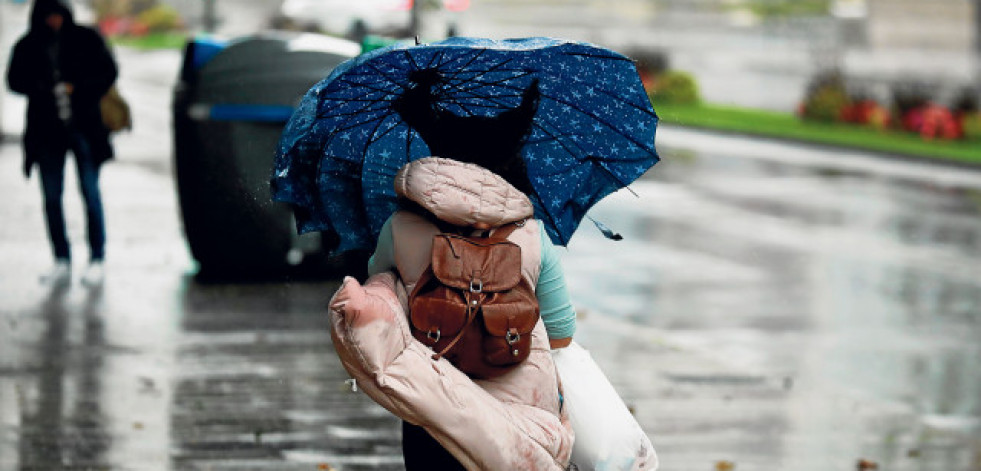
left=328, top=158, right=574, bottom=470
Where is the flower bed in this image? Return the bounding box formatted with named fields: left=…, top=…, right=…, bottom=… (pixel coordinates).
left=798, top=71, right=980, bottom=142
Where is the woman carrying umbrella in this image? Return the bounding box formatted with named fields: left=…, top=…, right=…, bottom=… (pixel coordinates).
left=364, top=75, right=577, bottom=469
left=273, top=37, right=659, bottom=470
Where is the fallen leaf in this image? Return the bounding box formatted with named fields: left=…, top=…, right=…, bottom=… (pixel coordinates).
left=857, top=459, right=879, bottom=470
left=317, top=464, right=335, bottom=471
left=715, top=460, right=735, bottom=471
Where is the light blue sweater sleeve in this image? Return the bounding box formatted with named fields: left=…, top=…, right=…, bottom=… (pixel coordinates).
left=536, top=225, right=577, bottom=340
left=367, top=216, right=395, bottom=276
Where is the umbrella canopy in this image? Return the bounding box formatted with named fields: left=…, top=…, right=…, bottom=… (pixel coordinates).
left=272, top=36, right=659, bottom=256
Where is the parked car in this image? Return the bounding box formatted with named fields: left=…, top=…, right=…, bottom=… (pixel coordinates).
left=172, top=32, right=366, bottom=279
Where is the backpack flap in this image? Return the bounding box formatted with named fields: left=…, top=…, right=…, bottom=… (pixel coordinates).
left=410, top=290, right=471, bottom=341
left=480, top=291, right=539, bottom=336
left=430, top=234, right=522, bottom=292
left=480, top=285, right=539, bottom=366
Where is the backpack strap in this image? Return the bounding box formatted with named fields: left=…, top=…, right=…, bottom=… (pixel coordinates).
left=487, top=218, right=526, bottom=239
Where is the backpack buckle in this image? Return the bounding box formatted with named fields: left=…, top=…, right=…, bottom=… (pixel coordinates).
left=505, top=331, right=520, bottom=345
left=427, top=328, right=441, bottom=343
left=470, top=279, right=483, bottom=293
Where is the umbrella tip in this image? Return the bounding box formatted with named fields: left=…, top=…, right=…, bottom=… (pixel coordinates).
left=414, top=36, right=420, bottom=46
left=589, top=216, right=623, bottom=241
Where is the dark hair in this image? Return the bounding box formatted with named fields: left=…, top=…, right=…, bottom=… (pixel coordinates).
left=394, top=71, right=541, bottom=195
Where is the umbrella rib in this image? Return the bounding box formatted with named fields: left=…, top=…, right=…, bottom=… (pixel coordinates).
left=325, top=87, right=398, bottom=102
left=443, top=79, right=524, bottom=101
left=435, top=48, right=493, bottom=83
left=428, top=49, right=448, bottom=70
left=319, top=104, right=389, bottom=121
left=531, top=117, right=650, bottom=198
left=543, top=94, right=657, bottom=158
left=403, top=49, right=427, bottom=78
left=333, top=77, right=402, bottom=100
left=452, top=71, right=536, bottom=97
left=593, top=87, right=658, bottom=117
left=449, top=58, right=525, bottom=89
left=527, top=187, right=568, bottom=247
left=362, top=60, right=410, bottom=93
left=435, top=90, right=514, bottom=115
left=319, top=113, right=389, bottom=151
left=529, top=121, right=589, bottom=165
left=365, top=114, right=403, bottom=147
left=433, top=79, right=525, bottom=116
left=588, top=158, right=640, bottom=196
left=437, top=72, right=537, bottom=115
left=438, top=54, right=524, bottom=92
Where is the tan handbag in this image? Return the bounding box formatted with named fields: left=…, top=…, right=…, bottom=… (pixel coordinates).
left=409, top=221, right=540, bottom=379
left=100, top=85, right=131, bottom=132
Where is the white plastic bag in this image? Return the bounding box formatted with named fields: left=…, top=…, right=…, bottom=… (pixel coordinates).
left=552, top=342, right=658, bottom=471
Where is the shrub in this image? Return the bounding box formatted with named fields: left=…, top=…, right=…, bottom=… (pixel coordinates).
left=960, top=113, right=981, bottom=141
left=650, top=70, right=700, bottom=105
left=799, top=70, right=850, bottom=122
left=136, top=4, right=182, bottom=33
left=917, top=105, right=961, bottom=140
left=92, top=0, right=129, bottom=21
left=890, top=80, right=935, bottom=131
left=951, top=86, right=979, bottom=115
left=630, top=49, right=670, bottom=92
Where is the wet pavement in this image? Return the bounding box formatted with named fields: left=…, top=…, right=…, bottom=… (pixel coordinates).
left=1, top=8, right=981, bottom=471
left=567, top=128, right=981, bottom=470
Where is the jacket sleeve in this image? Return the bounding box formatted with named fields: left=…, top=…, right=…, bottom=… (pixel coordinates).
left=71, top=28, right=118, bottom=103
left=329, top=274, right=573, bottom=470
left=6, top=39, right=50, bottom=96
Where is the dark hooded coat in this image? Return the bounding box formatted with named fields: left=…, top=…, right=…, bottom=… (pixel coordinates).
left=6, top=0, right=118, bottom=177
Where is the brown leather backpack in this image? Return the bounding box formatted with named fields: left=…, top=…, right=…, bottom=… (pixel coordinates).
left=408, top=221, right=540, bottom=379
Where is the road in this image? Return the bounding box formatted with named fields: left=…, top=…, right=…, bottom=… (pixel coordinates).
left=1, top=5, right=980, bottom=471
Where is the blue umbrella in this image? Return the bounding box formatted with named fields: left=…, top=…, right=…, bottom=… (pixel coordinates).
left=272, top=36, right=659, bottom=255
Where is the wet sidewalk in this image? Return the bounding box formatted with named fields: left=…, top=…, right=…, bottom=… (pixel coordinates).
left=0, top=43, right=979, bottom=471
left=0, top=121, right=823, bottom=471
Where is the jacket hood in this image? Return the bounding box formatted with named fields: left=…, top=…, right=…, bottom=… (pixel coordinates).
left=30, top=0, right=74, bottom=32
left=394, top=157, right=534, bottom=228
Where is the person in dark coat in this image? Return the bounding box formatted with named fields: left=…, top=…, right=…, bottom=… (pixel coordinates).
left=7, top=0, right=118, bottom=285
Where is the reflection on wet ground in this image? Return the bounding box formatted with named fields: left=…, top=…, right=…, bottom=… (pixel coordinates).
left=565, top=131, right=981, bottom=470
left=171, top=278, right=404, bottom=471
left=15, top=283, right=110, bottom=470
left=2, top=127, right=980, bottom=470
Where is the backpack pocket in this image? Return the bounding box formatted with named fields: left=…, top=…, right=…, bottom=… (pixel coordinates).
left=479, top=284, right=539, bottom=367
left=410, top=284, right=470, bottom=348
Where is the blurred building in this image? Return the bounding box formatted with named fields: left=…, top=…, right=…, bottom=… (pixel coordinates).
left=866, top=0, right=976, bottom=51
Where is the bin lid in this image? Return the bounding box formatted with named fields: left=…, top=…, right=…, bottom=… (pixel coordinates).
left=193, top=32, right=361, bottom=108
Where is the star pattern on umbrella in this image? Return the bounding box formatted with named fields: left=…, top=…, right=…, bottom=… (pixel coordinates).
left=273, top=37, right=660, bottom=253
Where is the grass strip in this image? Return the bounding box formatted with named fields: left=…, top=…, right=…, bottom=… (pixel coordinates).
left=110, top=32, right=188, bottom=51
left=655, top=102, right=981, bottom=166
